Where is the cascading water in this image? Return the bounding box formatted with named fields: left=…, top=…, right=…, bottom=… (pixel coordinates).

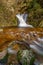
left=8, top=14, right=43, bottom=56
left=16, top=14, right=33, bottom=27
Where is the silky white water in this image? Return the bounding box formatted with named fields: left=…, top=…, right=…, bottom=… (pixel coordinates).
left=16, top=14, right=33, bottom=27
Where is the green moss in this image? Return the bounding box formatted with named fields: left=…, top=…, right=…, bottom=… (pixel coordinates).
left=39, top=20, right=43, bottom=27
left=0, top=0, right=43, bottom=27
left=17, top=50, right=35, bottom=65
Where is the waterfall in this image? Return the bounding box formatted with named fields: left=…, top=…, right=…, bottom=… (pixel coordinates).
left=16, top=14, right=33, bottom=27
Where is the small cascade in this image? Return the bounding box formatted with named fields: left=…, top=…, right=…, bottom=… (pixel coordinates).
left=16, top=14, right=33, bottom=27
